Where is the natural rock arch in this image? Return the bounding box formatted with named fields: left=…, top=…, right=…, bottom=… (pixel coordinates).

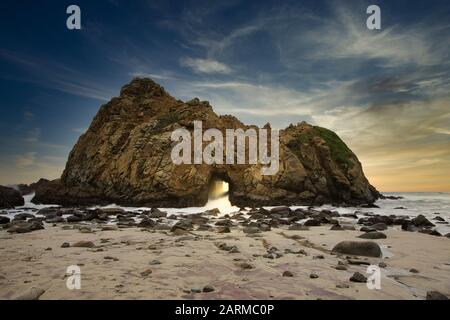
left=33, top=78, right=379, bottom=207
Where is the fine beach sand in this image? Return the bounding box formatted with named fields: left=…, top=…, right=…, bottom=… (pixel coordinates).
left=1, top=224, right=449, bottom=300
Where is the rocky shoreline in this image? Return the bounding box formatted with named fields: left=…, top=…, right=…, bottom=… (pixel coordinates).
left=1, top=202, right=449, bottom=238
left=0, top=203, right=449, bottom=300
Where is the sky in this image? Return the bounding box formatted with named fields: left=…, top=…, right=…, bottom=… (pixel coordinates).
left=0, top=0, right=449, bottom=192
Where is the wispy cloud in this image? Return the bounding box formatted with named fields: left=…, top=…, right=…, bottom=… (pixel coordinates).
left=305, top=5, right=450, bottom=68
left=16, top=152, right=36, bottom=168
left=0, top=49, right=115, bottom=101
left=180, top=57, right=232, bottom=74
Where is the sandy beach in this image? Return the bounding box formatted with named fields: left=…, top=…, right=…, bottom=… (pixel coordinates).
left=1, top=218, right=449, bottom=300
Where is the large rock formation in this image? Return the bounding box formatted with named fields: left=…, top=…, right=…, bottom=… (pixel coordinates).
left=0, top=185, right=25, bottom=208
left=33, top=78, right=378, bottom=207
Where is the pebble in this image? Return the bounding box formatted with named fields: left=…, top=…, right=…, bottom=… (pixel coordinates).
left=310, top=273, right=319, bottom=279
left=238, top=262, right=254, bottom=270
left=203, top=285, right=215, bottom=293
left=104, top=256, right=119, bottom=261
left=61, top=242, right=70, bottom=248
left=140, top=269, right=153, bottom=277
left=282, top=271, right=294, bottom=277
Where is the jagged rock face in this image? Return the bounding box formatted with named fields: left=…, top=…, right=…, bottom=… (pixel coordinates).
left=33, top=78, right=378, bottom=207
left=0, top=186, right=25, bottom=208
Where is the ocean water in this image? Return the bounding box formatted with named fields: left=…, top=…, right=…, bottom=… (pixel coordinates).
left=3, top=192, right=449, bottom=234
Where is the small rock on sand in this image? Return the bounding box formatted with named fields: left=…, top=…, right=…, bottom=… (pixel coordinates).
left=140, top=269, right=153, bottom=277
left=216, top=226, right=230, bottom=233
left=349, top=272, right=367, bottom=283
left=101, top=225, right=118, bottom=231
left=332, top=241, right=382, bottom=258
left=175, top=236, right=195, bottom=242
left=203, top=285, right=215, bottom=293
left=426, top=291, right=448, bottom=300
left=243, top=227, right=261, bottom=234
left=335, top=265, right=348, bottom=270
left=238, top=262, right=254, bottom=270
left=283, top=271, right=294, bottom=277
left=104, top=256, right=119, bottom=261
left=13, top=287, right=45, bottom=300
left=358, top=232, right=387, bottom=239
left=72, top=241, right=95, bottom=248
left=61, top=242, right=70, bottom=248
left=310, top=273, right=319, bottom=279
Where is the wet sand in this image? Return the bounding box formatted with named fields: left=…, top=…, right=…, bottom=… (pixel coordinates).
left=0, top=224, right=449, bottom=300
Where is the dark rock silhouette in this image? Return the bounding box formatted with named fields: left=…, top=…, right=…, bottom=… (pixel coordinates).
left=0, top=185, right=24, bottom=208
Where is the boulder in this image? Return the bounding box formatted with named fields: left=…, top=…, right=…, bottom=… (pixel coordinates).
left=358, top=232, right=387, bottom=239
left=419, top=229, right=442, bottom=237
left=401, top=221, right=419, bottom=232
left=13, top=213, right=35, bottom=221
left=304, top=219, right=321, bottom=227
left=0, top=186, right=24, bottom=209
left=148, top=208, right=167, bottom=218
left=67, top=215, right=82, bottom=223
left=243, top=226, right=261, bottom=234
left=138, top=217, right=156, bottom=228
left=0, top=216, right=10, bottom=224
left=72, top=241, right=95, bottom=248
left=332, top=241, right=382, bottom=257
left=371, top=222, right=387, bottom=231
left=37, top=208, right=62, bottom=217
left=7, top=220, right=44, bottom=234
left=350, top=272, right=367, bottom=283
left=411, top=215, right=434, bottom=227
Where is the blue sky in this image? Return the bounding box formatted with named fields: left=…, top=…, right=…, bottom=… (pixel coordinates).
left=0, top=0, right=449, bottom=191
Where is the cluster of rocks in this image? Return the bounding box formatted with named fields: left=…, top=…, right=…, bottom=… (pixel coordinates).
left=357, top=212, right=448, bottom=237
left=1, top=202, right=449, bottom=240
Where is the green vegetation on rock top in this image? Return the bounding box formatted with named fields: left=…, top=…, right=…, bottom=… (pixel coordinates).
left=313, top=126, right=354, bottom=171
left=286, top=126, right=355, bottom=172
